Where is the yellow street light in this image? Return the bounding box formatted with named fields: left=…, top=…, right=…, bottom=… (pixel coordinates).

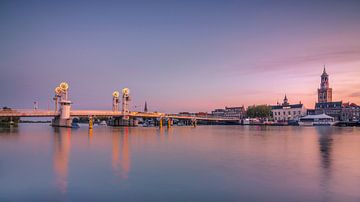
left=112, top=90, right=120, bottom=98
left=122, top=88, right=130, bottom=96
left=59, top=82, right=69, bottom=91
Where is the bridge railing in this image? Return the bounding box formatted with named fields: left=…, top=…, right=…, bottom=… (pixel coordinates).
left=0, top=108, right=239, bottom=120
left=0, top=108, right=59, bottom=117
left=0, top=108, right=55, bottom=112
left=167, top=114, right=239, bottom=120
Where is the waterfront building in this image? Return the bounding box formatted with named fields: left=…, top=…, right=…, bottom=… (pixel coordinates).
left=211, top=109, right=225, bottom=117
left=314, top=68, right=343, bottom=121
left=341, top=103, right=360, bottom=121
left=271, top=95, right=306, bottom=122
left=178, top=112, right=196, bottom=116
left=318, top=67, right=332, bottom=103
left=195, top=112, right=210, bottom=116
left=315, top=101, right=343, bottom=121
left=211, top=106, right=246, bottom=119
left=224, top=107, right=246, bottom=119
left=306, top=109, right=316, bottom=115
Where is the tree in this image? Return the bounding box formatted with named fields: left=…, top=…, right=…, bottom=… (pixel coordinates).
left=246, top=105, right=272, bottom=118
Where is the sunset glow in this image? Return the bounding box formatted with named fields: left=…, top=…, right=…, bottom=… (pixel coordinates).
left=1, top=1, right=359, bottom=113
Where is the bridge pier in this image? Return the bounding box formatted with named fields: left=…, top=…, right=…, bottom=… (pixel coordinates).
left=167, top=118, right=172, bottom=128
left=89, top=116, right=93, bottom=129
left=52, top=82, right=73, bottom=128
left=52, top=99, right=73, bottom=128
left=159, top=117, right=163, bottom=128
left=108, top=116, right=138, bottom=127
left=0, top=115, right=19, bottom=127
left=51, top=116, right=73, bottom=128
left=191, top=119, right=197, bottom=127
left=129, top=117, right=138, bottom=126
left=108, top=117, right=127, bottom=126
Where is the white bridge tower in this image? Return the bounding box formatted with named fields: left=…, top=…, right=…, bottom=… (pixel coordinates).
left=52, top=82, right=72, bottom=127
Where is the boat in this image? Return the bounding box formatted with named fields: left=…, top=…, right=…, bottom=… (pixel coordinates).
left=299, top=114, right=336, bottom=126
left=71, top=122, right=80, bottom=128
left=99, top=120, right=107, bottom=126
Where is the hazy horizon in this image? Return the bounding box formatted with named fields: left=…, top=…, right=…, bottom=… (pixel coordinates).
left=1, top=0, right=360, bottom=113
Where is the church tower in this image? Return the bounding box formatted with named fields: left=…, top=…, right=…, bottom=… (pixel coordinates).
left=318, top=66, right=332, bottom=103
left=144, top=101, right=148, bottom=112
left=283, top=94, right=289, bottom=106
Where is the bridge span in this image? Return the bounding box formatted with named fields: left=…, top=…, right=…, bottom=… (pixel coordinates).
left=0, top=109, right=239, bottom=122
left=1, top=82, right=240, bottom=127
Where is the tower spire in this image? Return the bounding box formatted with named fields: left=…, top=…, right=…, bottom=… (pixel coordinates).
left=283, top=94, right=289, bottom=106
left=144, top=101, right=148, bottom=112
left=318, top=67, right=332, bottom=103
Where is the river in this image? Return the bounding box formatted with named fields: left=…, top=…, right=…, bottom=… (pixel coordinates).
left=0, top=124, right=359, bottom=201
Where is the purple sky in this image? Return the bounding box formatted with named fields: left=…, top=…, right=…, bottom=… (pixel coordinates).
left=1, top=0, right=360, bottom=113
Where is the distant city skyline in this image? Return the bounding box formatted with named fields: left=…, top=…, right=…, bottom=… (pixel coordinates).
left=1, top=1, right=360, bottom=113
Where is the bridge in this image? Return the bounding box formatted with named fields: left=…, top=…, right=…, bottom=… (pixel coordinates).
left=0, top=82, right=240, bottom=127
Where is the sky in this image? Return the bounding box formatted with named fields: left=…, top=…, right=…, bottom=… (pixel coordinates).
left=1, top=0, right=360, bottom=113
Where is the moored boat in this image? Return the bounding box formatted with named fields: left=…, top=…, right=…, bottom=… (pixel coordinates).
left=299, top=114, right=336, bottom=126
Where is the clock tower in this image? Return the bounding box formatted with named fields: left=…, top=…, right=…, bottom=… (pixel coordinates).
left=318, top=66, right=332, bottom=103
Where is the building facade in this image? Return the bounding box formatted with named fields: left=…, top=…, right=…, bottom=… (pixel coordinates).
left=318, top=67, right=333, bottom=103
left=314, top=67, right=343, bottom=121
left=211, top=106, right=246, bottom=119
left=315, top=102, right=342, bottom=121
left=211, top=109, right=225, bottom=117
left=271, top=95, right=307, bottom=122
left=341, top=103, right=360, bottom=122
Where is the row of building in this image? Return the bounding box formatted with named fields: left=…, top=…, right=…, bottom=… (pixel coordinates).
left=271, top=68, right=360, bottom=122
left=202, top=67, right=359, bottom=122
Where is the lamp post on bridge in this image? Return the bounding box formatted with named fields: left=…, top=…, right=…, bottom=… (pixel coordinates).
left=54, top=86, right=62, bottom=112
left=122, top=88, right=131, bottom=114
left=112, top=91, right=120, bottom=112
left=52, top=82, right=72, bottom=127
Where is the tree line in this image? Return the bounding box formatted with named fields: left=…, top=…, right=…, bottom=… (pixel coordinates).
left=246, top=105, right=272, bottom=118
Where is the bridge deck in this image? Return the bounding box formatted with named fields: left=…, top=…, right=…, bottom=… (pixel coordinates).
left=0, top=109, right=239, bottom=122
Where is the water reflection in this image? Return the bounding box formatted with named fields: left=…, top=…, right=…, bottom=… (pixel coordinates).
left=112, top=127, right=130, bottom=179
left=52, top=128, right=71, bottom=193
left=88, top=128, right=93, bottom=144
left=316, top=127, right=335, bottom=200
left=317, top=127, right=334, bottom=170
left=0, top=125, right=19, bottom=135
left=0, top=125, right=359, bottom=201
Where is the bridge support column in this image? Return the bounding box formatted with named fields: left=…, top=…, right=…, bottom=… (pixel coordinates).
left=89, top=116, right=93, bottom=129
left=192, top=119, right=197, bottom=127
left=159, top=118, right=163, bottom=128
left=0, top=116, right=19, bottom=127
left=108, top=116, right=138, bottom=127
left=167, top=118, right=172, bottom=128
left=51, top=116, right=73, bottom=128
left=52, top=100, right=72, bottom=128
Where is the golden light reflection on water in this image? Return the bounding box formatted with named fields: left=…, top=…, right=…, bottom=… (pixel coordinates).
left=52, top=128, right=71, bottom=194
left=112, top=127, right=130, bottom=179
left=88, top=128, right=93, bottom=144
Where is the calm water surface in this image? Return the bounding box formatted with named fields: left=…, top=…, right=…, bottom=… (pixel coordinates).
left=0, top=124, right=359, bottom=201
